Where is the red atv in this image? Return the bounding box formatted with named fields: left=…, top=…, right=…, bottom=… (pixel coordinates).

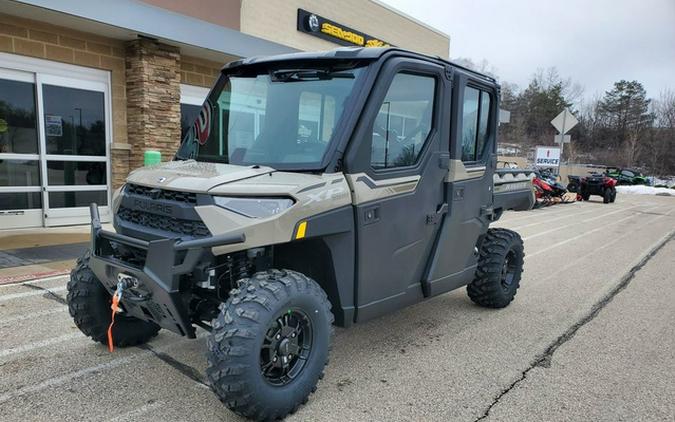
left=567, top=174, right=617, bottom=203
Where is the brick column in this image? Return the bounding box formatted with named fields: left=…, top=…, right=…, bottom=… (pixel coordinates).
left=125, top=38, right=181, bottom=171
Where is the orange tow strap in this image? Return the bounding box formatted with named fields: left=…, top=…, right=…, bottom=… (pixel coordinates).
left=107, top=287, right=122, bottom=352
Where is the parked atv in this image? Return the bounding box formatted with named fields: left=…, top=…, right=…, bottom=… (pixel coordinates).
left=605, top=167, right=648, bottom=185
left=567, top=174, right=617, bottom=203
left=67, top=48, right=532, bottom=421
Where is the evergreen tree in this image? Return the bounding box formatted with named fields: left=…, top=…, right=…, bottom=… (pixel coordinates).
left=597, top=80, right=654, bottom=166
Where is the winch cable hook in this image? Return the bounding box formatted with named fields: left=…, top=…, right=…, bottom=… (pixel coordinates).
left=107, top=278, right=133, bottom=352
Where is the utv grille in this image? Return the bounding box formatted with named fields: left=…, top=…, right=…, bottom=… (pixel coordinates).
left=117, top=206, right=211, bottom=238
left=126, top=184, right=197, bottom=204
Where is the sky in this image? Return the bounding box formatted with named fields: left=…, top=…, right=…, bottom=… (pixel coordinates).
left=381, top=0, right=675, bottom=101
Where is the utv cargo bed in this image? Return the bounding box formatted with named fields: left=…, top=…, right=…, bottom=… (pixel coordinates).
left=493, top=168, right=536, bottom=212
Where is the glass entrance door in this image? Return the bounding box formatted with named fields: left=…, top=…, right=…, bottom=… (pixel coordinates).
left=0, top=56, right=111, bottom=229
left=0, top=68, right=43, bottom=228
left=39, top=75, right=110, bottom=227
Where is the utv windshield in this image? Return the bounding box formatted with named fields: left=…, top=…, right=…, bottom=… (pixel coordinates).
left=176, top=64, right=366, bottom=169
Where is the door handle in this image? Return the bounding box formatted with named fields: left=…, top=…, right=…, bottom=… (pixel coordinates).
left=426, top=203, right=448, bottom=225
left=363, top=205, right=380, bottom=225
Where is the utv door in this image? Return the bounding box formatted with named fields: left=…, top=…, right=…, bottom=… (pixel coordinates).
left=344, top=58, right=450, bottom=322
left=423, top=73, right=498, bottom=296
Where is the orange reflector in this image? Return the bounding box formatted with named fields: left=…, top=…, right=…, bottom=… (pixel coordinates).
left=295, top=221, right=307, bottom=239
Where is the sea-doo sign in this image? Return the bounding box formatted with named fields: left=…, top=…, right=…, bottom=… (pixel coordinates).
left=535, top=146, right=561, bottom=167
left=297, top=9, right=391, bottom=48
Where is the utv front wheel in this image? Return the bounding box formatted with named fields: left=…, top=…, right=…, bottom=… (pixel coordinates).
left=609, top=188, right=617, bottom=203
left=467, top=228, right=524, bottom=308
left=67, top=252, right=160, bottom=347
left=206, top=270, right=333, bottom=421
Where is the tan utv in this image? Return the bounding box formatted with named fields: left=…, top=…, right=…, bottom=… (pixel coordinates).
left=67, top=47, right=534, bottom=421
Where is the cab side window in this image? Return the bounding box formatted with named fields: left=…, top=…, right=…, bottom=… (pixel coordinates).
left=461, top=86, right=492, bottom=162
left=370, top=73, right=435, bottom=169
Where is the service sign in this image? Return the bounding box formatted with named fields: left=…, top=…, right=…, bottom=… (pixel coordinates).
left=297, top=9, right=391, bottom=48
left=535, top=146, right=561, bottom=167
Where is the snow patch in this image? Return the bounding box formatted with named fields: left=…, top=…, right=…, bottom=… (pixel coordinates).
left=650, top=177, right=675, bottom=188
left=616, top=185, right=675, bottom=196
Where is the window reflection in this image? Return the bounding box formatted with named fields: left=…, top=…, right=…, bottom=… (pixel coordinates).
left=0, top=78, right=39, bottom=154
left=48, top=190, right=107, bottom=208
left=461, top=87, right=479, bottom=162
left=0, top=159, right=40, bottom=186
left=370, top=73, right=435, bottom=169
left=47, top=161, right=106, bottom=185
left=0, top=192, right=42, bottom=210
left=42, top=85, right=106, bottom=156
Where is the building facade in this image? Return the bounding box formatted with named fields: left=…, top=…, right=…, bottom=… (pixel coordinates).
left=0, top=0, right=449, bottom=229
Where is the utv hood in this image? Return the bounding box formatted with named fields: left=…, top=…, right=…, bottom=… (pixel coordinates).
left=126, top=160, right=275, bottom=193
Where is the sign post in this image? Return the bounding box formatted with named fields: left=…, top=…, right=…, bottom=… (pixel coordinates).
left=550, top=109, right=578, bottom=176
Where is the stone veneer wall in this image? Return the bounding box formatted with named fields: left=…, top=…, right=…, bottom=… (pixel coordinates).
left=125, top=39, right=181, bottom=171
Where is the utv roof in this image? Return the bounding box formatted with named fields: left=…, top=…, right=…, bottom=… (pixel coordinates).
left=222, top=47, right=497, bottom=84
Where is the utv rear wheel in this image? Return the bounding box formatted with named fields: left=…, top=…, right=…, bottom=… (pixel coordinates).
left=67, top=251, right=160, bottom=347
left=609, top=188, right=617, bottom=203
left=206, top=269, right=333, bottom=421
left=467, top=228, right=524, bottom=308
left=581, top=191, right=591, bottom=201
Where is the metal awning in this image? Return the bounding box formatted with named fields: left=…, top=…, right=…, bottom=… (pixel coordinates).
left=3, top=0, right=297, bottom=61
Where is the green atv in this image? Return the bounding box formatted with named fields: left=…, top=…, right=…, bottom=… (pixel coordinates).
left=605, top=167, right=649, bottom=185
left=67, top=47, right=533, bottom=421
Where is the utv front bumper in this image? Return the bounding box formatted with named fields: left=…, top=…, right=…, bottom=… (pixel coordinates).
left=87, top=204, right=245, bottom=338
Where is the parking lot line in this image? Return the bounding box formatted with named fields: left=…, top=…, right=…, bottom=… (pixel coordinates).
left=0, top=307, right=67, bottom=325
left=527, top=209, right=669, bottom=259
left=0, top=350, right=150, bottom=405
left=0, top=333, right=84, bottom=359
left=510, top=206, right=605, bottom=230
left=107, top=400, right=166, bottom=422
left=499, top=204, right=582, bottom=223
left=0, top=331, right=207, bottom=405
left=523, top=204, right=643, bottom=241
left=0, top=285, right=67, bottom=302
left=0, top=274, right=69, bottom=289
left=525, top=207, right=674, bottom=281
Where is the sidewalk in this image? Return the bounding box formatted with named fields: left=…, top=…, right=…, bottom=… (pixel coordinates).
left=0, top=224, right=111, bottom=285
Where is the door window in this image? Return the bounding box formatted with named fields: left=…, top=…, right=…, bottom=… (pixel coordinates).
left=370, top=73, right=435, bottom=169
left=461, top=86, right=492, bottom=162
left=0, top=78, right=39, bottom=154
left=42, top=85, right=106, bottom=156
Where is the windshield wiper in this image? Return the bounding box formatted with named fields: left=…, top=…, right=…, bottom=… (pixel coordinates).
left=271, top=69, right=355, bottom=82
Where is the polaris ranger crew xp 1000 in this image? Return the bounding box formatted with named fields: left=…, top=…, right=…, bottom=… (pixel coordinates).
left=68, top=47, right=533, bottom=420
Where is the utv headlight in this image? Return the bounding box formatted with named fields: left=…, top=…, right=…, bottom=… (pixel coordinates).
left=213, top=197, right=294, bottom=218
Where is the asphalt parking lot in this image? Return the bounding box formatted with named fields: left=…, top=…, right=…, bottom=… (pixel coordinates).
left=1, top=193, right=673, bottom=422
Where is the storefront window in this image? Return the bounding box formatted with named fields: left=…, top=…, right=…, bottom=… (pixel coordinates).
left=0, top=192, right=42, bottom=210
left=42, top=85, right=106, bottom=156
left=0, top=159, right=40, bottom=186
left=0, top=78, right=39, bottom=154
left=48, top=190, right=107, bottom=208
left=47, top=161, right=107, bottom=185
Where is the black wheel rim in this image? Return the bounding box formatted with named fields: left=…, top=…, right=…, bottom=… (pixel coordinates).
left=501, top=250, right=518, bottom=291
left=260, top=309, right=313, bottom=386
